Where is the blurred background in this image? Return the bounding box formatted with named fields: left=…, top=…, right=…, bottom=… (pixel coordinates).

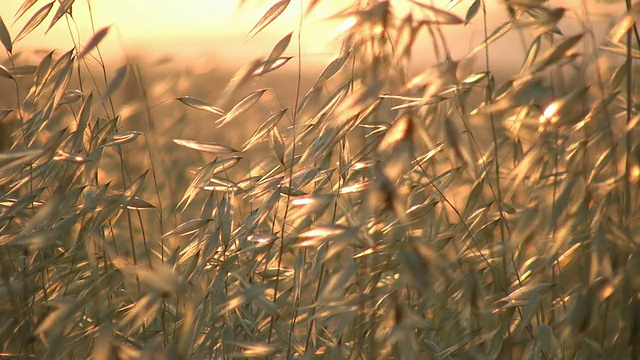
left=0, top=0, right=625, bottom=71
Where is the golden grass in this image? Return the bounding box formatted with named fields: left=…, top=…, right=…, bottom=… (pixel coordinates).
left=1, top=0, right=640, bottom=358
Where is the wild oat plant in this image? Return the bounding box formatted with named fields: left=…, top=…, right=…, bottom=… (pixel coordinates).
left=1, top=0, right=639, bottom=358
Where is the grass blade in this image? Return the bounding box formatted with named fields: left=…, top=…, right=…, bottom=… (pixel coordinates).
left=0, top=16, right=12, bottom=54
left=410, top=0, right=464, bottom=24
left=216, top=89, right=267, bottom=128
left=46, top=0, right=75, bottom=33
left=176, top=96, right=224, bottom=115
left=78, top=26, right=110, bottom=58
left=246, top=0, right=290, bottom=39
left=242, top=108, right=287, bottom=151
left=173, top=139, right=241, bottom=155
left=14, top=1, right=54, bottom=43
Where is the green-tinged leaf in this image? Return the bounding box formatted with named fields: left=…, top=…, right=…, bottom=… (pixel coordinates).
left=15, top=2, right=54, bottom=43
left=216, top=89, right=267, bottom=127
left=173, top=139, right=241, bottom=155
left=242, top=108, right=287, bottom=151
left=247, top=0, right=290, bottom=39
left=465, top=0, right=480, bottom=24
left=176, top=96, right=224, bottom=115
left=47, top=0, right=74, bottom=33
left=78, top=26, right=110, bottom=58
left=0, top=16, right=12, bottom=53
left=411, top=0, right=464, bottom=24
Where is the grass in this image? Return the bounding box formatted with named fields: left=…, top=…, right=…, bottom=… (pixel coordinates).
left=1, top=0, right=639, bottom=358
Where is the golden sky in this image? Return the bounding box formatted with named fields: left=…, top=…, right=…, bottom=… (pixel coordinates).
left=0, top=0, right=349, bottom=64
left=0, top=0, right=624, bottom=68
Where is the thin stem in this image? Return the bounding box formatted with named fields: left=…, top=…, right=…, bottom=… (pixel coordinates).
left=624, top=0, right=634, bottom=222
left=268, top=0, right=305, bottom=346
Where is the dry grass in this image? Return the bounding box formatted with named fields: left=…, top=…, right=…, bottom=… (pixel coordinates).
left=1, top=0, right=640, bottom=358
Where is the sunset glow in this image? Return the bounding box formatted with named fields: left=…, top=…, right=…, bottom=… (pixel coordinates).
left=0, top=0, right=626, bottom=67
left=0, top=0, right=347, bottom=63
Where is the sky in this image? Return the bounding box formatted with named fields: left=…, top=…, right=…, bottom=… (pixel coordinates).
left=0, top=0, right=352, bottom=65
left=0, top=0, right=626, bottom=69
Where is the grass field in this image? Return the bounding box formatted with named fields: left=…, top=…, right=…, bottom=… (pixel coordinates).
left=1, top=0, right=640, bottom=358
